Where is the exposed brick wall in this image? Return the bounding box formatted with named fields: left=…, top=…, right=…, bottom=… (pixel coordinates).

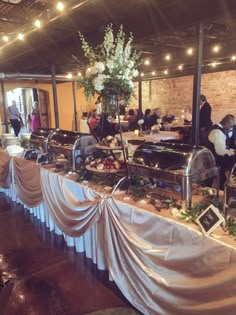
left=130, top=70, right=236, bottom=123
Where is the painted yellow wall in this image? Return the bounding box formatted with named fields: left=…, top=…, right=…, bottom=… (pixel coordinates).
left=56, top=82, right=96, bottom=130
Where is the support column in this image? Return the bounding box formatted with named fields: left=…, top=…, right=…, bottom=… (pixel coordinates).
left=1, top=79, right=9, bottom=133
left=72, top=81, right=78, bottom=131
left=138, top=80, right=142, bottom=119
left=51, top=64, right=59, bottom=128
left=192, top=22, right=204, bottom=147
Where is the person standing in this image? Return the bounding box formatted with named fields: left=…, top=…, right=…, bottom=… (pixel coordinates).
left=207, top=114, right=236, bottom=188
left=31, top=102, right=41, bottom=132
left=199, top=94, right=212, bottom=145
left=7, top=100, right=21, bottom=136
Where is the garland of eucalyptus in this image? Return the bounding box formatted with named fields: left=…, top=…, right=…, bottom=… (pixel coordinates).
left=75, top=171, right=236, bottom=239
left=128, top=182, right=236, bottom=239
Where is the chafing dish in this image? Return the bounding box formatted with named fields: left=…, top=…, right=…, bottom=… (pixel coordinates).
left=224, top=164, right=236, bottom=218
left=30, top=128, right=55, bottom=152
left=128, top=142, right=219, bottom=209
left=47, top=129, right=97, bottom=171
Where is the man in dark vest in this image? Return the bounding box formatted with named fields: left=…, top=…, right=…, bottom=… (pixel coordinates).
left=207, top=114, right=236, bottom=188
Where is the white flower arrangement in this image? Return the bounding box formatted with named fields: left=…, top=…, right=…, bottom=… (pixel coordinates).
left=78, top=24, right=141, bottom=102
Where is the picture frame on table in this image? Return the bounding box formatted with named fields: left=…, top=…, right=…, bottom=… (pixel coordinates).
left=36, top=153, right=49, bottom=165
left=23, top=149, right=34, bottom=160
left=196, top=204, right=224, bottom=236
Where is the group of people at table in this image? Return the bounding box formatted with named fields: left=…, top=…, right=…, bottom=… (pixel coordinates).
left=88, top=103, right=192, bottom=139
left=88, top=94, right=236, bottom=189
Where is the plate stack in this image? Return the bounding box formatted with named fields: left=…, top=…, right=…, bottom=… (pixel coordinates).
left=1, top=134, right=20, bottom=148
left=20, top=133, right=31, bottom=148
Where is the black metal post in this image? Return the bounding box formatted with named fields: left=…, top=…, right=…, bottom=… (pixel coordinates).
left=138, top=80, right=142, bottom=119
left=192, top=22, right=204, bottom=147
left=1, top=79, right=9, bottom=133
left=72, top=81, right=78, bottom=131
left=51, top=64, right=59, bottom=128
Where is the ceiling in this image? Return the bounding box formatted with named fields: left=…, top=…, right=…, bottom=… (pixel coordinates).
left=0, top=0, right=236, bottom=79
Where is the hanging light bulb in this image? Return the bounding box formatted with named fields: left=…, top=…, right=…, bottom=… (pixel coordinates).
left=17, top=33, right=24, bottom=40
left=3, top=35, right=9, bottom=42
left=164, top=69, right=168, bottom=75
left=165, top=54, right=171, bottom=61
left=56, top=2, right=64, bottom=11
left=231, top=55, right=236, bottom=61
left=151, top=71, right=156, bottom=75
left=34, top=20, right=41, bottom=28
left=144, top=59, right=150, bottom=65
left=66, top=73, right=73, bottom=79
left=178, top=65, right=183, bottom=70
left=140, top=72, right=144, bottom=77
left=187, top=48, right=193, bottom=55
left=213, top=45, right=220, bottom=53
left=211, top=61, right=217, bottom=67
left=78, top=72, right=82, bottom=77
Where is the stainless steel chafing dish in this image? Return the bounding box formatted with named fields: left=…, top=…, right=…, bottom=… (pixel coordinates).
left=47, top=129, right=97, bottom=171
left=128, top=142, right=219, bottom=209
left=30, top=128, right=55, bottom=152
left=224, top=164, right=236, bottom=218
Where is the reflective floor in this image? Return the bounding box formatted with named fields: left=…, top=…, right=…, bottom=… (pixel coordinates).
left=0, top=193, right=138, bottom=315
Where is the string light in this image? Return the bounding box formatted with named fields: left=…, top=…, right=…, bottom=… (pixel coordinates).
left=140, top=72, right=144, bottom=77
left=178, top=65, right=183, bottom=70
left=17, top=33, right=24, bottom=40
left=144, top=59, right=150, bottom=66
left=56, top=2, right=64, bottom=11
left=211, top=61, right=217, bottom=67
left=187, top=48, right=193, bottom=55
left=213, top=45, right=220, bottom=53
left=78, top=72, right=82, bottom=77
left=66, top=73, right=72, bottom=79
left=165, top=54, right=171, bottom=61
left=2, top=35, right=9, bottom=42
left=34, top=20, right=41, bottom=28
left=164, top=69, right=168, bottom=75
left=151, top=71, right=156, bottom=75
left=231, top=55, right=236, bottom=61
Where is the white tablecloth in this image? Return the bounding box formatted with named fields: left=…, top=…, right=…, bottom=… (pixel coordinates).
left=1, top=157, right=236, bottom=315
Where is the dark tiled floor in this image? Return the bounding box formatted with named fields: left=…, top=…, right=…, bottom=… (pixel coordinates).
left=0, top=193, right=136, bottom=315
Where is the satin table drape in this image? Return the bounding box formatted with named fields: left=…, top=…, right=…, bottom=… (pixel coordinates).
left=1, top=156, right=236, bottom=315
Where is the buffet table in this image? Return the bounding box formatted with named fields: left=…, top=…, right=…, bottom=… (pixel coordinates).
left=1, top=152, right=236, bottom=315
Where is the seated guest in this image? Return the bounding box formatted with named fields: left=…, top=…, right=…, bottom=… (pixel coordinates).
left=123, top=109, right=138, bottom=131
left=118, top=100, right=126, bottom=115
left=149, top=108, right=162, bottom=128
left=207, top=114, right=236, bottom=188
left=96, top=113, right=115, bottom=139
left=162, top=111, right=175, bottom=124
left=143, top=108, right=152, bottom=130
left=88, top=110, right=99, bottom=131
left=184, top=106, right=192, bottom=124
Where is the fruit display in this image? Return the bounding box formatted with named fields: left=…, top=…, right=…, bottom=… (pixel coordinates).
left=88, top=155, right=125, bottom=171
left=97, top=135, right=122, bottom=148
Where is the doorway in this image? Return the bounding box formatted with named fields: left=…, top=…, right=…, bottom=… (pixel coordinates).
left=6, top=87, right=50, bottom=134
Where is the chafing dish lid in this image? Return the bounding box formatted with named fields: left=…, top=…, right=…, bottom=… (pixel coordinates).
left=229, top=164, right=236, bottom=187
left=132, top=142, right=215, bottom=173
left=49, top=129, right=87, bottom=146
left=30, top=128, right=55, bottom=141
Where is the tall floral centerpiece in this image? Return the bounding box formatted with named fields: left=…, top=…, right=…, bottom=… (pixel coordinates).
left=78, top=24, right=141, bottom=115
